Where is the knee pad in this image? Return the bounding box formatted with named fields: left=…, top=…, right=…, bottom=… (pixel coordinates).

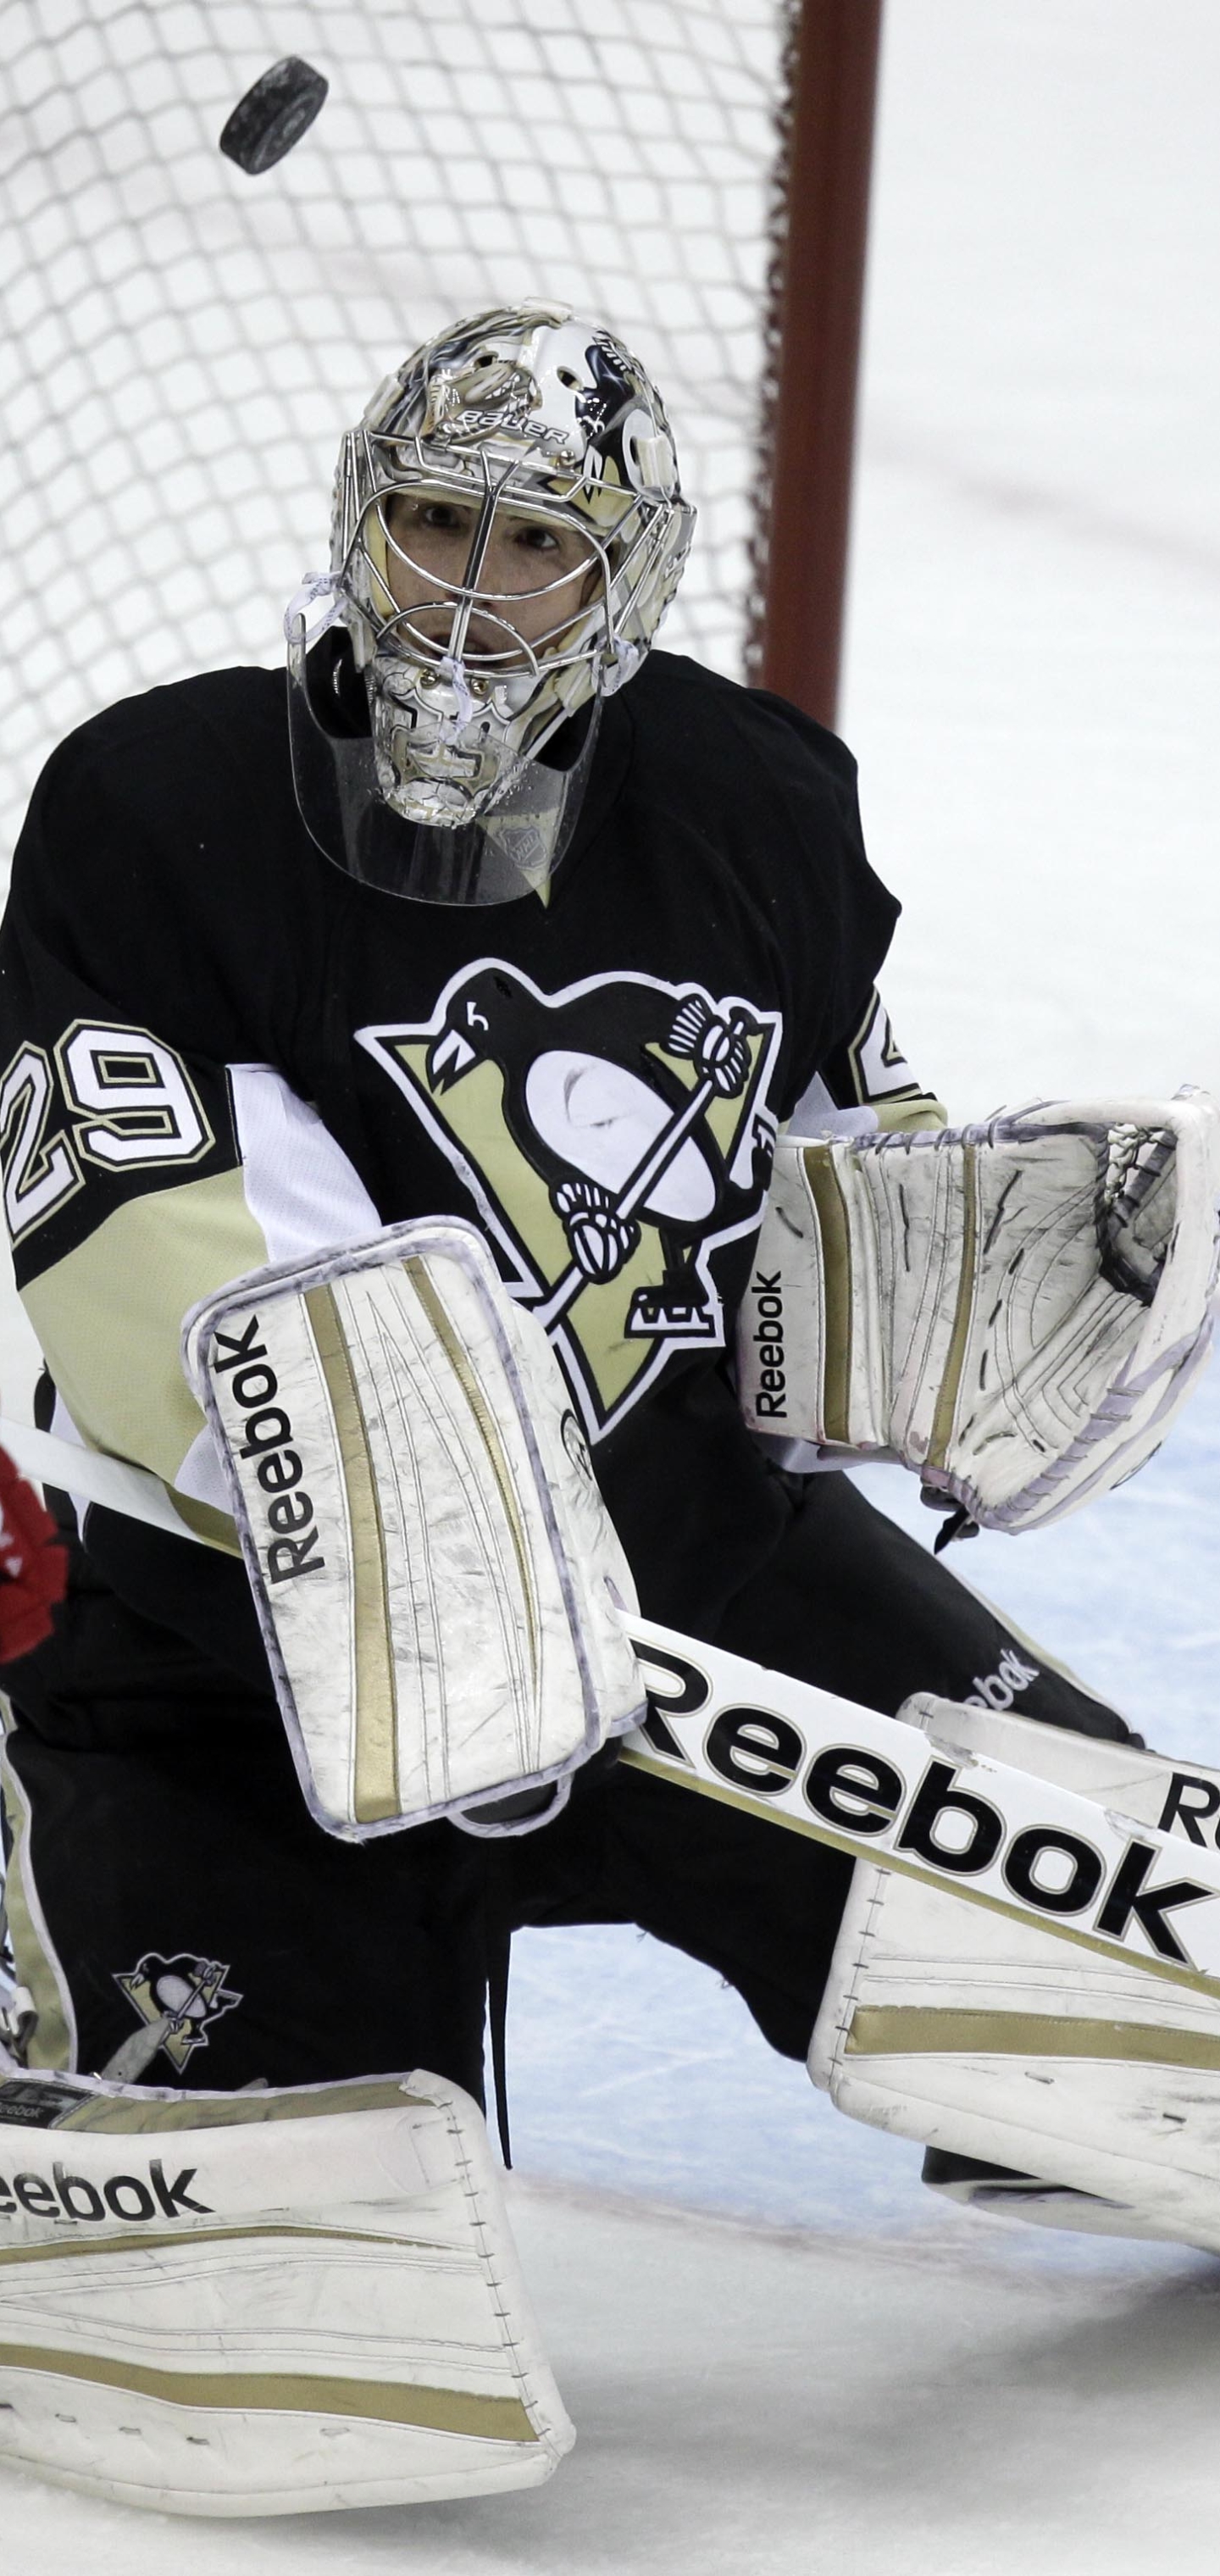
left=0, top=2058, right=572, bottom=2515
left=808, top=1698, right=1220, bottom=2251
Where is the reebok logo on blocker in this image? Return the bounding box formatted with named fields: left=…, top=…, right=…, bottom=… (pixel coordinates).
left=211, top=1315, right=325, bottom=1584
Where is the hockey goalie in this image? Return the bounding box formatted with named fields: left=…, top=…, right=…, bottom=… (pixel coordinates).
left=0, top=303, right=1217, bottom=2518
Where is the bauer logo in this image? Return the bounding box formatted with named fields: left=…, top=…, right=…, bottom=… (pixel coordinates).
left=209, top=1313, right=326, bottom=1585
left=634, top=1638, right=1215, bottom=1969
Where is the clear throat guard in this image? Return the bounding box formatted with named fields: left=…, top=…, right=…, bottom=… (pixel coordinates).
left=286, top=606, right=600, bottom=906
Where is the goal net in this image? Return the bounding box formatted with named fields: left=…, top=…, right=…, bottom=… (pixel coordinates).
left=2, top=0, right=802, bottom=860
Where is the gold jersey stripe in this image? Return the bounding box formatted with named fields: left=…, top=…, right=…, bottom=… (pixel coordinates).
left=0, top=2341, right=537, bottom=2443
left=873, top=1094, right=948, bottom=1136
left=21, top=1168, right=269, bottom=1506
left=846, top=2007, right=1220, bottom=2072
left=303, top=1282, right=400, bottom=1824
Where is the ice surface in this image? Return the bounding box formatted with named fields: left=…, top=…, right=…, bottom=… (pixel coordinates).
left=846, top=0, right=1220, bottom=1118
left=4, top=2183, right=1220, bottom=2574
left=3, top=0, right=1220, bottom=2564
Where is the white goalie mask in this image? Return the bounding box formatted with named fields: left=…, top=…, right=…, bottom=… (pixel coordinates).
left=286, top=303, right=695, bottom=904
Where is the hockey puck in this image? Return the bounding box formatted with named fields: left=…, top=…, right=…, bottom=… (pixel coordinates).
left=219, top=57, right=329, bottom=175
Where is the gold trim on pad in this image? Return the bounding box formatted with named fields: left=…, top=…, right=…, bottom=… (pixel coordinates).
left=56, top=2081, right=430, bottom=2136
left=0, top=2341, right=537, bottom=2442
left=0, top=2223, right=436, bottom=2269
left=846, top=2007, right=1220, bottom=2071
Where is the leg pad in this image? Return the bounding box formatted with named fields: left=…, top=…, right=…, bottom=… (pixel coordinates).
left=0, top=2062, right=573, bottom=2515
left=809, top=1698, right=1220, bottom=2251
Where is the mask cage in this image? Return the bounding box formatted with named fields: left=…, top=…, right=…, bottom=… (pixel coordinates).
left=340, top=430, right=685, bottom=708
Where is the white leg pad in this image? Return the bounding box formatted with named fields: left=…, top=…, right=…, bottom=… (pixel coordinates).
left=0, top=2063, right=573, bottom=2516
left=808, top=1699, right=1220, bottom=2251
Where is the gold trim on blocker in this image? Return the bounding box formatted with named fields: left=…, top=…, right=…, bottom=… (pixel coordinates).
left=303, top=1281, right=399, bottom=1823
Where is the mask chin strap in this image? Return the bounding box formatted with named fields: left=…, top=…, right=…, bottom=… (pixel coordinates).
left=284, top=571, right=344, bottom=649
left=602, top=636, right=643, bottom=693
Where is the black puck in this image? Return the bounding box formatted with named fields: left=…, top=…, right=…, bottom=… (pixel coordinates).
left=219, top=57, right=329, bottom=175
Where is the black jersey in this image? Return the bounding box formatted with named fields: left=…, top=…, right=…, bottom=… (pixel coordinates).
left=0, top=649, right=898, bottom=1661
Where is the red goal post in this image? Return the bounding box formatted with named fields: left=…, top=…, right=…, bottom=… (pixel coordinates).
left=0, top=0, right=881, bottom=852
left=752, top=0, right=884, bottom=724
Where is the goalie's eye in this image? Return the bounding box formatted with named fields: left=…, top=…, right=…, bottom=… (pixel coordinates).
left=419, top=500, right=471, bottom=533
left=386, top=495, right=477, bottom=550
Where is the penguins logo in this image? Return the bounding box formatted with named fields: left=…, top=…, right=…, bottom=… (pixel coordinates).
left=114, top=1952, right=241, bottom=2074
left=358, top=963, right=782, bottom=1438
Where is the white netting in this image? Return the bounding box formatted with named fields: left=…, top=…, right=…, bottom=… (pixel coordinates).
left=1, top=0, right=794, bottom=860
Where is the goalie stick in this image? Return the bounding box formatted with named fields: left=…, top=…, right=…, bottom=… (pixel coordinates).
left=6, top=1414, right=1220, bottom=2001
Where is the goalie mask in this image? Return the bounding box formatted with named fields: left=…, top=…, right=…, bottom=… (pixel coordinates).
left=287, top=304, right=695, bottom=904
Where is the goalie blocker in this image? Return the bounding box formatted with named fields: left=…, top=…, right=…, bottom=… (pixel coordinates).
left=737, top=1091, right=1220, bottom=1535
left=184, top=1219, right=644, bottom=1842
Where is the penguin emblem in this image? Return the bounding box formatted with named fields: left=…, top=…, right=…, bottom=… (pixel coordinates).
left=358, top=962, right=782, bottom=1439
left=114, top=1951, right=242, bottom=2074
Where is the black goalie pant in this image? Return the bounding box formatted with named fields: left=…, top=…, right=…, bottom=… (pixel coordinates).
left=0, top=1474, right=1134, bottom=2102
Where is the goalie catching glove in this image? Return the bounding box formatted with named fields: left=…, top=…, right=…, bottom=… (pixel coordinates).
left=185, top=1219, right=643, bottom=1841
left=738, top=1091, right=1220, bottom=1535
